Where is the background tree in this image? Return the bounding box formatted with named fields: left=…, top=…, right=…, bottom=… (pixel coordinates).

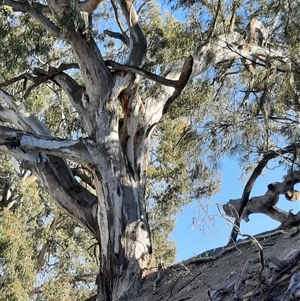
left=0, top=0, right=299, bottom=300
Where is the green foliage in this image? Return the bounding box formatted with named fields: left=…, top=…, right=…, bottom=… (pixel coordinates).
left=0, top=153, right=97, bottom=300
left=0, top=8, right=55, bottom=79
left=0, top=0, right=300, bottom=293
left=142, top=2, right=197, bottom=69
left=0, top=210, right=35, bottom=301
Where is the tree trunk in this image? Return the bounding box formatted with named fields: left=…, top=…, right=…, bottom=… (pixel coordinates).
left=91, top=137, right=153, bottom=300
left=0, top=1, right=293, bottom=300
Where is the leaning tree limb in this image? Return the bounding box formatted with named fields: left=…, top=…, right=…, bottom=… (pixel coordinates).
left=225, top=145, right=300, bottom=243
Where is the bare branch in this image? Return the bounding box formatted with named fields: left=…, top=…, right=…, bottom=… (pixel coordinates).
left=116, top=0, right=147, bottom=65
left=106, top=55, right=194, bottom=90
left=0, top=125, right=93, bottom=165
left=110, top=0, right=129, bottom=46
left=225, top=145, right=300, bottom=242
left=137, top=0, right=150, bottom=14
left=104, top=29, right=128, bottom=44
left=0, top=63, right=79, bottom=99
left=162, top=56, right=194, bottom=114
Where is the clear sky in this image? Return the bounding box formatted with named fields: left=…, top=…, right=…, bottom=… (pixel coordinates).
left=171, top=158, right=300, bottom=261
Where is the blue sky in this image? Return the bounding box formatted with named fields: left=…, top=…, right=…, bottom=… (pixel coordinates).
left=171, top=158, right=300, bottom=261
left=154, top=0, right=300, bottom=263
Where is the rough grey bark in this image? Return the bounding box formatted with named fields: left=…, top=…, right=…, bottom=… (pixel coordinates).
left=131, top=228, right=300, bottom=301
left=0, top=1, right=294, bottom=300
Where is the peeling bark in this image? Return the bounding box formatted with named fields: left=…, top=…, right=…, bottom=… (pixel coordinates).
left=0, top=0, right=296, bottom=300
left=223, top=170, right=300, bottom=231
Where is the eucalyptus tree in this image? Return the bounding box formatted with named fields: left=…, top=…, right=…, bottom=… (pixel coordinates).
left=0, top=0, right=299, bottom=300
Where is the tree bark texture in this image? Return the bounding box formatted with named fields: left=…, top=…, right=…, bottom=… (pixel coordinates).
left=0, top=1, right=293, bottom=300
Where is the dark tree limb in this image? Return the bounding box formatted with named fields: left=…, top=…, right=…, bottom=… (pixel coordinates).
left=0, top=63, right=79, bottom=99
left=106, top=56, right=194, bottom=90
left=110, top=0, right=129, bottom=46
left=162, top=56, right=194, bottom=114
left=104, top=30, right=128, bottom=44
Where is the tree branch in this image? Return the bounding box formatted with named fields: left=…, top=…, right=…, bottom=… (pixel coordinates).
left=106, top=55, right=194, bottom=90
left=0, top=125, right=93, bottom=165
left=22, top=156, right=98, bottom=235
left=116, top=0, right=147, bottom=65
left=110, top=0, right=129, bottom=46
left=0, top=92, right=98, bottom=236
left=162, top=55, right=194, bottom=114
left=0, top=63, right=79, bottom=99
left=104, top=29, right=128, bottom=44
left=226, top=144, right=300, bottom=243
left=0, top=90, right=52, bottom=135
left=0, top=0, right=62, bottom=39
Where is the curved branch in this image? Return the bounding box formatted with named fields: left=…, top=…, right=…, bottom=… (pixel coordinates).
left=0, top=63, right=79, bottom=99
left=0, top=0, right=62, bottom=39
left=162, top=56, right=194, bottom=114
left=116, top=0, right=147, bottom=65
left=106, top=55, right=194, bottom=90
left=227, top=144, right=299, bottom=243
left=104, top=30, right=128, bottom=45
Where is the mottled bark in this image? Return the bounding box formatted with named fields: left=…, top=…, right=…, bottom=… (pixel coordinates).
left=0, top=0, right=294, bottom=299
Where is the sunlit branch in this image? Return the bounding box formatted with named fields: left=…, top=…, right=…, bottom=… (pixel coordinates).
left=0, top=125, right=93, bottom=165
left=228, top=143, right=299, bottom=243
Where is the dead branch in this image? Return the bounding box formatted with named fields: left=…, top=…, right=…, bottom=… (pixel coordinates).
left=227, top=143, right=299, bottom=243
